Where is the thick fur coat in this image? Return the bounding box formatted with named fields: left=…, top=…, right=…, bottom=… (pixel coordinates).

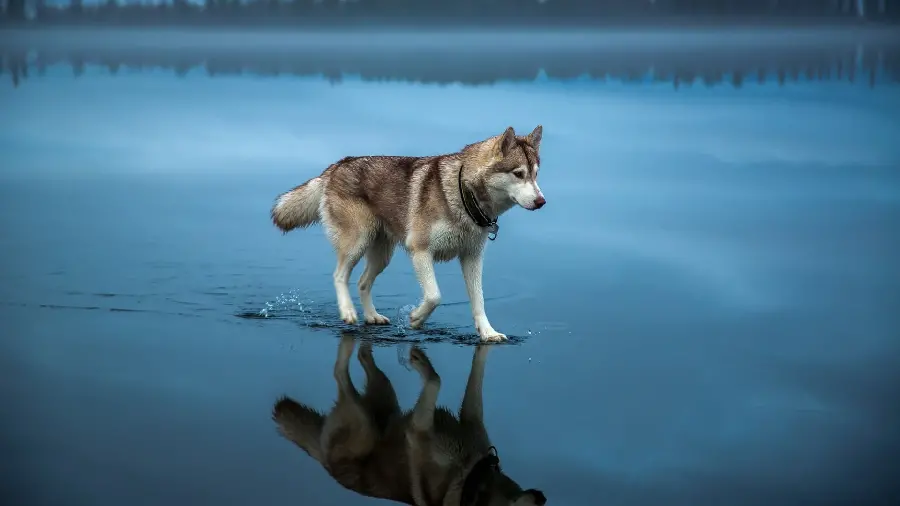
left=271, top=126, right=545, bottom=341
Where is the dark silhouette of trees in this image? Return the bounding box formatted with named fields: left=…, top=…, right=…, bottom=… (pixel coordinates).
left=5, top=28, right=898, bottom=89
left=4, top=0, right=899, bottom=27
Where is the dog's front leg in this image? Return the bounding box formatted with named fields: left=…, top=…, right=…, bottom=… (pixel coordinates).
left=409, top=250, right=441, bottom=329
left=460, top=345, right=490, bottom=429
left=460, top=249, right=507, bottom=342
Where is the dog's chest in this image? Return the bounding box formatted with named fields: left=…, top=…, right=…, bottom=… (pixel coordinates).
left=428, top=220, right=479, bottom=262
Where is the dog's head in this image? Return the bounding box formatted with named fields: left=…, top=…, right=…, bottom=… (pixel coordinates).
left=474, top=125, right=545, bottom=212
left=460, top=451, right=547, bottom=506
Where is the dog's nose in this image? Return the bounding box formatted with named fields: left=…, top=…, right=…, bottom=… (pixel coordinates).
left=533, top=196, right=546, bottom=209
left=524, top=489, right=547, bottom=505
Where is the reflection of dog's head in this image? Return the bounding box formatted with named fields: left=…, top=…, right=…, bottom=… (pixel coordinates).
left=460, top=448, right=547, bottom=506
left=515, top=489, right=548, bottom=506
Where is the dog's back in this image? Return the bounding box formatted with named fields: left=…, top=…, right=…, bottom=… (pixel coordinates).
left=271, top=154, right=437, bottom=240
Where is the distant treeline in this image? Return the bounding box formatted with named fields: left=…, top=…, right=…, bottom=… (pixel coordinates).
left=2, top=0, right=899, bottom=27
left=4, top=33, right=898, bottom=88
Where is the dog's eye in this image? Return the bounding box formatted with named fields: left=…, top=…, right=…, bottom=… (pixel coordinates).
left=512, top=171, right=525, bottom=179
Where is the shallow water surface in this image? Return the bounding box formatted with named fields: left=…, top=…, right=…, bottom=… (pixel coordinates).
left=2, top=29, right=900, bottom=506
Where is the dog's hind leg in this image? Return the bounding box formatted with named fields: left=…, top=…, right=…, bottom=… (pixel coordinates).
left=358, top=232, right=394, bottom=325
left=323, top=197, right=377, bottom=325
left=332, top=241, right=367, bottom=325
left=358, top=341, right=401, bottom=432
left=408, top=346, right=441, bottom=433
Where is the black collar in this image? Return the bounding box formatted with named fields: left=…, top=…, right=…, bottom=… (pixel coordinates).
left=458, top=164, right=499, bottom=241
left=459, top=446, right=501, bottom=506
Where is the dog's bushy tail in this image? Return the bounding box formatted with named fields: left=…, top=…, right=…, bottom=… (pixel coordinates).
left=272, top=395, right=326, bottom=463
left=271, top=177, right=325, bottom=232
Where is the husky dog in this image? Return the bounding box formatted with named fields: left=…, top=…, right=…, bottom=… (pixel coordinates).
left=270, top=126, right=546, bottom=342
left=272, top=333, right=547, bottom=506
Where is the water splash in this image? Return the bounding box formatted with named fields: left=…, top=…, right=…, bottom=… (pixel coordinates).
left=393, top=303, right=418, bottom=336
left=240, top=292, right=513, bottom=347
left=392, top=302, right=419, bottom=369
left=253, top=288, right=319, bottom=325
left=396, top=342, right=413, bottom=371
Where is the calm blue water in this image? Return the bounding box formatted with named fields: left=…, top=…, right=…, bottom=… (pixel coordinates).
left=2, top=29, right=900, bottom=506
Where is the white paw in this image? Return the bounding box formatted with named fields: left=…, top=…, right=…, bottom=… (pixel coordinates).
left=408, top=306, right=431, bottom=329
left=339, top=305, right=358, bottom=325
left=479, top=329, right=508, bottom=342
left=364, top=312, right=391, bottom=325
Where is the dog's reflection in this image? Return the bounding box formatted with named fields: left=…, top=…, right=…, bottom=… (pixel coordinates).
left=273, top=333, right=547, bottom=505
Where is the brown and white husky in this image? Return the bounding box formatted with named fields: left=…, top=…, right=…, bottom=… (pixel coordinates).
left=271, top=126, right=546, bottom=342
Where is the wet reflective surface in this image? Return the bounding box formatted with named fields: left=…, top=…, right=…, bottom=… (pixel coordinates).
left=2, top=28, right=900, bottom=506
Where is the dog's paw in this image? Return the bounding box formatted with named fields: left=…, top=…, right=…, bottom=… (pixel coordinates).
left=479, top=330, right=508, bottom=343
left=339, top=305, right=359, bottom=325
left=409, top=315, right=425, bottom=329
left=337, top=334, right=356, bottom=361
left=408, top=307, right=429, bottom=329
left=364, top=312, right=391, bottom=325
left=357, top=341, right=374, bottom=362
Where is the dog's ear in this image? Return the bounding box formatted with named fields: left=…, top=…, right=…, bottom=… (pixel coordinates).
left=525, top=125, right=542, bottom=152
left=494, top=126, right=517, bottom=157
